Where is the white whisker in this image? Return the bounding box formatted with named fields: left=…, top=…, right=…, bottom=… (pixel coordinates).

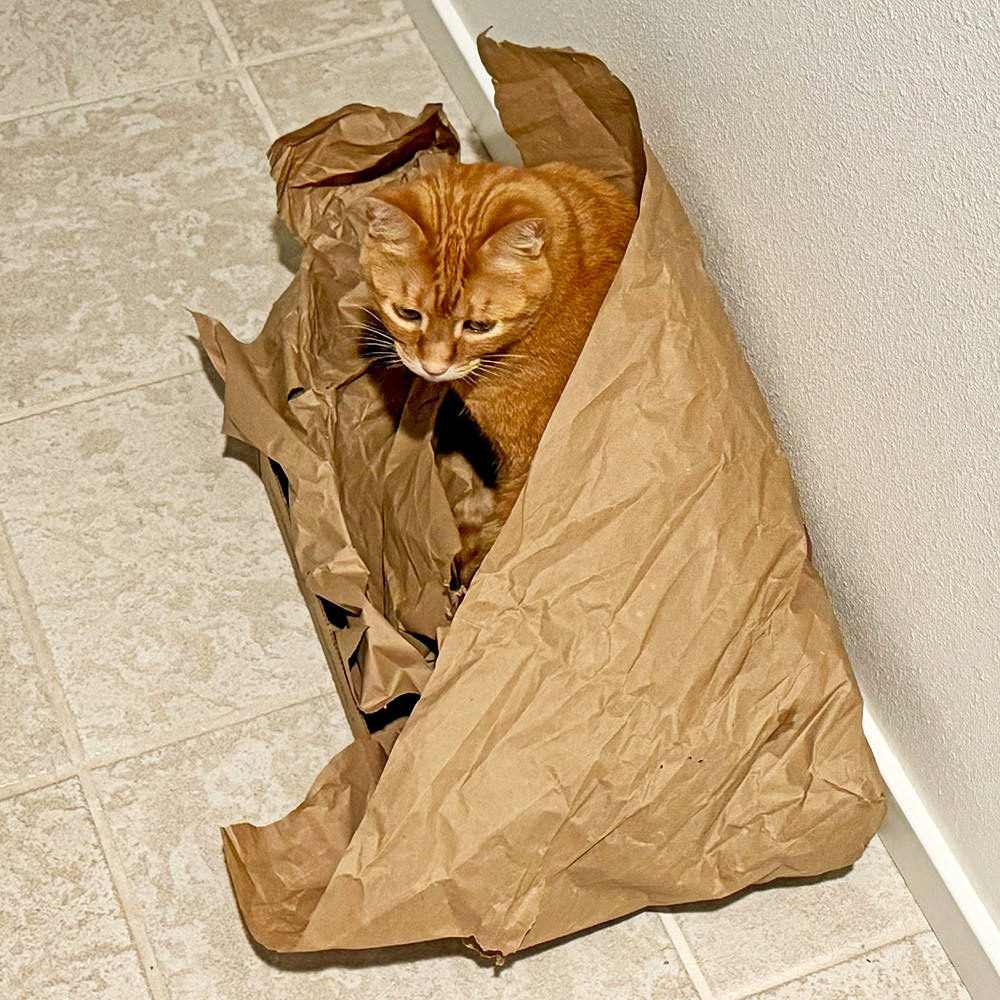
left=475, top=359, right=521, bottom=373
left=341, top=323, right=384, bottom=333
left=343, top=304, right=383, bottom=319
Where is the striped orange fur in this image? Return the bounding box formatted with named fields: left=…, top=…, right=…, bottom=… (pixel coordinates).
left=361, top=160, right=637, bottom=584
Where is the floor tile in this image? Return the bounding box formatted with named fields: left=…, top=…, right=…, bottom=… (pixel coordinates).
left=250, top=28, right=488, bottom=160
left=671, top=835, right=931, bottom=999
left=0, top=778, right=151, bottom=999
left=93, top=695, right=695, bottom=998
left=746, top=932, right=970, bottom=999
left=0, top=569, right=69, bottom=790
left=0, top=375, right=333, bottom=759
left=213, top=0, right=409, bottom=63
left=0, top=77, right=289, bottom=417
left=0, top=0, right=227, bottom=118
left=483, top=914, right=697, bottom=1000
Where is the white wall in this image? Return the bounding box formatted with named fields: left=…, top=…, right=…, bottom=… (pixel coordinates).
left=438, top=0, right=1000, bottom=929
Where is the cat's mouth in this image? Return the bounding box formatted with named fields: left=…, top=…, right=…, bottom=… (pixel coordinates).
left=399, top=355, right=479, bottom=383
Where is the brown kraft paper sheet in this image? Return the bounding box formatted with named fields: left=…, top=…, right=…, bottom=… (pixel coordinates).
left=196, top=36, right=885, bottom=959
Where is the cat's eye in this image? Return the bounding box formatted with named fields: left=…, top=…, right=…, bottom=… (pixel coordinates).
left=393, top=304, right=422, bottom=322
left=463, top=319, right=496, bottom=334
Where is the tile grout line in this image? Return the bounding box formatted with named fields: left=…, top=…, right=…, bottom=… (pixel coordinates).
left=0, top=518, right=88, bottom=773
left=659, top=913, right=716, bottom=1000
left=0, top=684, right=337, bottom=807
left=77, top=769, right=173, bottom=1000
left=0, top=366, right=202, bottom=427
left=241, top=24, right=414, bottom=69
left=0, top=763, right=79, bottom=804
left=235, top=66, right=280, bottom=143
left=84, top=684, right=339, bottom=774
left=197, top=0, right=279, bottom=142
left=0, top=21, right=414, bottom=128
left=718, top=923, right=937, bottom=1000
left=0, top=72, right=211, bottom=124
left=0, top=514, right=170, bottom=999
left=197, top=0, right=241, bottom=66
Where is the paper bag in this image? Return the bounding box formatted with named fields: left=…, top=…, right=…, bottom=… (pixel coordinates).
left=197, top=37, right=885, bottom=959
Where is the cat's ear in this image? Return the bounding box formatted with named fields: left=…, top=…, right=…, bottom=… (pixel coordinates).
left=481, top=217, right=547, bottom=265
left=363, top=196, right=423, bottom=245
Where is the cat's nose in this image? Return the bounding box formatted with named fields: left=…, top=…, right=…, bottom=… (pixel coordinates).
left=420, top=358, right=452, bottom=376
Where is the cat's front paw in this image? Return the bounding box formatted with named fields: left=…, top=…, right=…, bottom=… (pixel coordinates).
left=455, top=522, right=488, bottom=589
left=447, top=584, right=468, bottom=616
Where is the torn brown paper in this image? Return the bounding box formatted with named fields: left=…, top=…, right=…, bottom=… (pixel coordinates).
left=198, top=38, right=885, bottom=959
left=196, top=103, right=461, bottom=714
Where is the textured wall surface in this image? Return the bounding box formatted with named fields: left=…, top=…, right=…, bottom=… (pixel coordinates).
left=450, top=0, right=1000, bottom=922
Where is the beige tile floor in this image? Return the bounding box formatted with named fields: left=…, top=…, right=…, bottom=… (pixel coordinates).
left=0, top=2, right=973, bottom=998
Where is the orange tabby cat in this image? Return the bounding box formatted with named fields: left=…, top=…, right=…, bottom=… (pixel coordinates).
left=360, top=160, right=637, bottom=585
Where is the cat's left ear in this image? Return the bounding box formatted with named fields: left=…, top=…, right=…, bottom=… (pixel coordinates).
left=363, top=195, right=423, bottom=244
left=481, top=217, right=547, bottom=265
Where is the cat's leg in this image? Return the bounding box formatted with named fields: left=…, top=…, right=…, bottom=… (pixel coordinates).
left=457, top=464, right=529, bottom=586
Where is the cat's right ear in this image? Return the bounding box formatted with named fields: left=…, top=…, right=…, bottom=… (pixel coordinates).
left=363, top=196, right=423, bottom=245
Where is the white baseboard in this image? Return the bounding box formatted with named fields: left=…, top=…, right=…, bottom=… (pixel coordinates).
left=863, top=710, right=1000, bottom=998
left=405, top=0, right=521, bottom=164
left=403, top=3, right=1000, bottom=996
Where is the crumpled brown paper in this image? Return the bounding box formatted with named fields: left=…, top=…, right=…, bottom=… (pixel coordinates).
left=196, top=37, right=885, bottom=959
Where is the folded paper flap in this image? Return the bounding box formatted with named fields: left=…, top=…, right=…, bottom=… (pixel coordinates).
left=199, top=104, right=463, bottom=715
left=478, top=34, right=646, bottom=202
left=269, top=103, right=461, bottom=247
left=196, top=306, right=376, bottom=616
left=379, top=379, right=461, bottom=639
left=222, top=736, right=388, bottom=951
left=214, top=38, right=884, bottom=959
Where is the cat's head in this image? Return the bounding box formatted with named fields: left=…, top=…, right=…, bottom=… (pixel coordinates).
left=359, top=167, right=553, bottom=382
